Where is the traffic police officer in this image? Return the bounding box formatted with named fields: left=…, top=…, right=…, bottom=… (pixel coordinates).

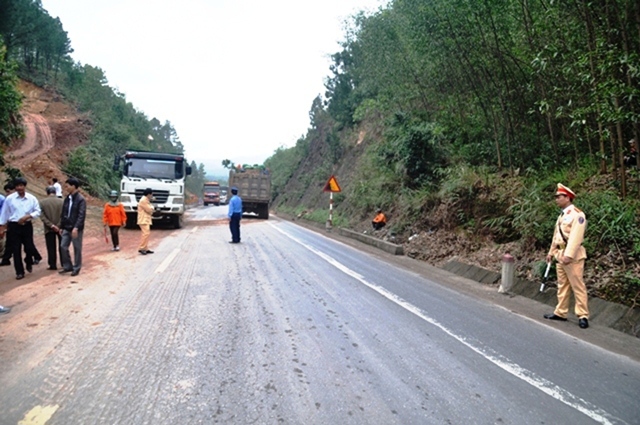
left=544, top=183, right=589, bottom=329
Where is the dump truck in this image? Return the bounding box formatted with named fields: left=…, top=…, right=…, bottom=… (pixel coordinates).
left=228, top=167, right=271, bottom=219
left=113, top=150, right=192, bottom=229
left=202, top=181, right=220, bottom=206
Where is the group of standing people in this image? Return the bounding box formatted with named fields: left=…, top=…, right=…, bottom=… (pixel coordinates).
left=1, top=180, right=179, bottom=315
left=0, top=177, right=86, bottom=280
left=103, top=185, right=243, bottom=250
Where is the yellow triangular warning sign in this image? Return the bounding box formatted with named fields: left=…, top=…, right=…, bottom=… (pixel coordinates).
left=323, top=175, right=342, bottom=193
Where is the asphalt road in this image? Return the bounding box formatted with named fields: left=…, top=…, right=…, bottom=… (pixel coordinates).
left=0, top=207, right=638, bottom=424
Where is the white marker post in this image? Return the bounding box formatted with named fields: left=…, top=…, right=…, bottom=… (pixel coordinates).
left=323, top=175, right=341, bottom=231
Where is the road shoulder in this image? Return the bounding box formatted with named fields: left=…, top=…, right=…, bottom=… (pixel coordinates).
left=271, top=214, right=640, bottom=363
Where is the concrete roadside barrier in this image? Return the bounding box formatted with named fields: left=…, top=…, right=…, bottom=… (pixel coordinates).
left=338, top=228, right=404, bottom=255
left=443, top=259, right=640, bottom=338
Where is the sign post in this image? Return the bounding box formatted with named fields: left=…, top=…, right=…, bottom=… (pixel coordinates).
left=323, top=175, right=342, bottom=230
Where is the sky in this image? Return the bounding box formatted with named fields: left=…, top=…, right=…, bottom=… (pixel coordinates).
left=40, top=0, right=387, bottom=176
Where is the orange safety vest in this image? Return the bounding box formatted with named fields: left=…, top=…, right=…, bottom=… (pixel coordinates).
left=373, top=212, right=386, bottom=224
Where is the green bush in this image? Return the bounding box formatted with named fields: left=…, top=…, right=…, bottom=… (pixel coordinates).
left=507, top=182, right=557, bottom=246
left=579, top=192, right=640, bottom=255
left=63, top=146, right=114, bottom=196
left=346, top=144, right=401, bottom=213
left=377, top=115, right=449, bottom=188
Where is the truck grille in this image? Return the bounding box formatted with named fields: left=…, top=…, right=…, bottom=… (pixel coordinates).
left=135, top=189, right=170, bottom=203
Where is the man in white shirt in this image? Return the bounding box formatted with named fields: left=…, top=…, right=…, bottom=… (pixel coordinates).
left=52, top=178, right=63, bottom=198
left=0, top=177, right=42, bottom=279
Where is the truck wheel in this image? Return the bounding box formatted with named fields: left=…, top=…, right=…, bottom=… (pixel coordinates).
left=260, top=205, right=269, bottom=220
left=173, top=215, right=183, bottom=229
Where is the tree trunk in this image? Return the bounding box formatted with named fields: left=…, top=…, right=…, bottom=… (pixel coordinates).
left=609, top=127, right=618, bottom=181
left=578, top=0, right=608, bottom=173
left=614, top=97, right=627, bottom=198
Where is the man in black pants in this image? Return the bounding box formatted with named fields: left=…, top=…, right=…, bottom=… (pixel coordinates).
left=59, top=178, right=86, bottom=276
left=227, top=187, right=243, bottom=243
left=39, top=186, right=63, bottom=270
left=0, top=182, right=15, bottom=266
left=0, top=178, right=42, bottom=279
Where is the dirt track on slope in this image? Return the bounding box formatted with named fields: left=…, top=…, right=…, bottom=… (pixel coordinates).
left=11, top=113, right=55, bottom=168
left=6, top=80, right=91, bottom=186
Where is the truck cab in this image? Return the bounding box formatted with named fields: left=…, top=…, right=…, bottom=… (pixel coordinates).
left=114, top=150, right=192, bottom=228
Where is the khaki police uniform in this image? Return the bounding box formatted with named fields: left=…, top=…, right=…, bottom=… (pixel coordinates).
left=548, top=203, right=589, bottom=319
left=137, top=195, right=153, bottom=252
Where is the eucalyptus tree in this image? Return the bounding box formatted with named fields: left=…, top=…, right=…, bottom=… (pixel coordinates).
left=529, top=0, right=640, bottom=197
left=0, top=43, right=22, bottom=149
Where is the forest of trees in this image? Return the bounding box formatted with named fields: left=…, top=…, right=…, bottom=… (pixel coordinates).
left=0, top=0, right=208, bottom=196
left=319, top=0, right=639, bottom=196
left=264, top=0, right=640, bottom=304
left=268, top=0, right=640, bottom=219
left=268, top=0, right=640, bottom=210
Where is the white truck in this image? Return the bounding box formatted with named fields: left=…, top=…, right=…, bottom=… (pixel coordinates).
left=113, top=150, right=192, bottom=229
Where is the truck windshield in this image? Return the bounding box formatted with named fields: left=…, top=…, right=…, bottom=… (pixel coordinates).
left=203, top=187, right=220, bottom=194
left=124, top=158, right=184, bottom=180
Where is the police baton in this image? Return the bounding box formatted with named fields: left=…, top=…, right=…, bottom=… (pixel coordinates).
left=539, top=262, right=552, bottom=292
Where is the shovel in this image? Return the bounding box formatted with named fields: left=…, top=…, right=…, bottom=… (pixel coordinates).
left=539, top=262, right=552, bottom=292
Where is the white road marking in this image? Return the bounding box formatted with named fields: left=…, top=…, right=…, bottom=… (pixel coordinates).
left=271, top=224, right=622, bottom=425
left=155, top=248, right=181, bottom=274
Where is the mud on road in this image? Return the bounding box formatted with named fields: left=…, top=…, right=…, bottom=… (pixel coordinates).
left=0, top=212, right=227, bottom=362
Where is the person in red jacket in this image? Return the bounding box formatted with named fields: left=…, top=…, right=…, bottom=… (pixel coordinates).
left=103, top=190, right=127, bottom=251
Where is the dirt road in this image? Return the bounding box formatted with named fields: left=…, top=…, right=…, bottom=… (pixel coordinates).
left=0, top=213, right=217, bottom=359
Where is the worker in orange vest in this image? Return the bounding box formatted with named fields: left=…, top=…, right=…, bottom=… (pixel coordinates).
left=372, top=209, right=387, bottom=230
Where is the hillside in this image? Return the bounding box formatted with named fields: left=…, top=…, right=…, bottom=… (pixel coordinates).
left=269, top=119, right=640, bottom=311
left=6, top=80, right=90, bottom=191
left=6, top=80, right=205, bottom=203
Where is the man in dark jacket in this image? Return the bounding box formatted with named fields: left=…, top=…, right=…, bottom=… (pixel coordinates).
left=59, top=178, right=86, bottom=276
